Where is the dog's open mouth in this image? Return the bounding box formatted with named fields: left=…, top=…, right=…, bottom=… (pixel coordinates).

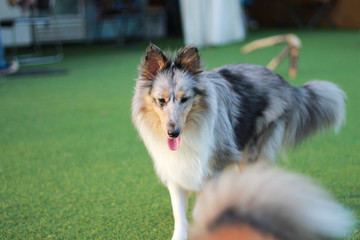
left=167, top=136, right=181, bottom=151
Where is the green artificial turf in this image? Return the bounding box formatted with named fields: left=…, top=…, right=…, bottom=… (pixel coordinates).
left=1, top=30, right=359, bottom=239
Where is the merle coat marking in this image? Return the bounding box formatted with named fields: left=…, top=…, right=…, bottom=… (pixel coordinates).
left=131, top=44, right=346, bottom=240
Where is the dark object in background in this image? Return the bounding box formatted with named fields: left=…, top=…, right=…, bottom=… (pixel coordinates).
left=95, top=0, right=143, bottom=43
left=245, top=0, right=360, bottom=29
left=3, top=0, right=63, bottom=66
left=166, top=0, right=182, bottom=37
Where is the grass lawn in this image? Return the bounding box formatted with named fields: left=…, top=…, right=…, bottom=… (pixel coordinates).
left=1, top=29, right=359, bottom=239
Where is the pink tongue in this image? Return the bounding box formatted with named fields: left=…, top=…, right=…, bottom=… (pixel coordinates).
left=167, top=137, right=181, bottom=151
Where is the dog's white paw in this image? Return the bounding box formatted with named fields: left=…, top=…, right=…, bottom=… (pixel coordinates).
left=171, top=233, right=187, bottom=240
left=171, top=227, right=188, bottom=240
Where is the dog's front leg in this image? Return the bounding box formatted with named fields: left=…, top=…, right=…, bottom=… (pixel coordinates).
left=168, top=182, right=188, bottom=240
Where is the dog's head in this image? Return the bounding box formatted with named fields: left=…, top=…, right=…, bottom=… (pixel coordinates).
left=137, top=43, right=205, bottom=151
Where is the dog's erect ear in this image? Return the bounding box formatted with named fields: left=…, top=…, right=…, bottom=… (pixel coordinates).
left=174, top=45, right=203, bottom=75
left=140, top=43, right=170, bottom=80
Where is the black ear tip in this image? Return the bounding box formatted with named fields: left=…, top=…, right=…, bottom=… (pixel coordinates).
left=145, top=43, right=162, bottom=59
left=183, top=44, right=199, bottom=55
left=149, top=42, right=162, bottom=50
left=146, top=42, right=156, bottom=52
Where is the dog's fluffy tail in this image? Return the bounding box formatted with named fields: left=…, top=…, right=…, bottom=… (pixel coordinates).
left=190, top=164, right=355, bottom=240
left=285, top=80, right=346, bottom=146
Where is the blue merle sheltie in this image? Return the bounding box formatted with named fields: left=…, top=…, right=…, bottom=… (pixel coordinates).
left=131, top=43, right=346, bottom=240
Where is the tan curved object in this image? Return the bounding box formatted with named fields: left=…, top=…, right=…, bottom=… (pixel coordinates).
left=242, top=34, right=301, bottom=78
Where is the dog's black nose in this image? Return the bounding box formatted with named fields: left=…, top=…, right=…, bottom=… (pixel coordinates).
left=167, top=129, right=180, bottom=138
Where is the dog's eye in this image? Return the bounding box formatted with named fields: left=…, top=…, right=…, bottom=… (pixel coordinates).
left=158, top=98, right=166, bottom=107
left=180, top=97, right=189, bottom=104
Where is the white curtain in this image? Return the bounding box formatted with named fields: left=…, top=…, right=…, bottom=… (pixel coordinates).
left=179, top=0, right=246, bottom=48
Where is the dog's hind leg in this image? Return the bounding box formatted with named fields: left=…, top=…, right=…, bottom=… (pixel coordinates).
left=257, top=120, right=285, bottom=162
left=168, top=182, right=188, bottom=240
left=243, top=120, right=285, bottom=163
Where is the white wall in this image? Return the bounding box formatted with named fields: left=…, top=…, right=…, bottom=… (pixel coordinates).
left=0, top=1, right=32, bottom=47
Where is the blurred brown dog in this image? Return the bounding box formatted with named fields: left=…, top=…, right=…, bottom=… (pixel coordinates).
left=190, top=164, right=355, bottom=240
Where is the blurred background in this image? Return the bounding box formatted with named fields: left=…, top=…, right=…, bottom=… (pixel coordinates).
left=1, top=0, right=359, bottom=49
left=1, top=0, right=359, bottom=239
left=1, top=0, right=360, bottom=74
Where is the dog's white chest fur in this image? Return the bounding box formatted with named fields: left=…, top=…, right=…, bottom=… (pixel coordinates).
left=141, top=126, right=214, bottom=192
